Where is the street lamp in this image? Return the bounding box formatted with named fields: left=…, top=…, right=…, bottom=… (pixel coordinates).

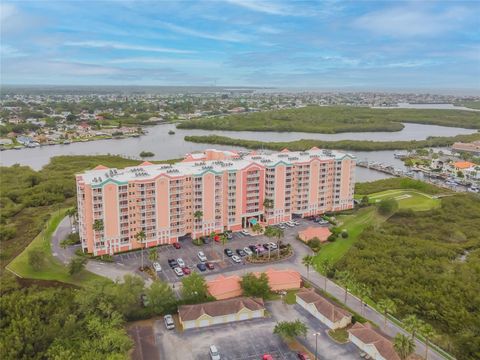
left=313, top=332, right=320, bottom=360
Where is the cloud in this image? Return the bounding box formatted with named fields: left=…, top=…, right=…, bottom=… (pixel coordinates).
left=0, top=44, right=27, bottom=58
left=107, top=57, right=220, bottom=68
left=354, top=6, right=470, bottom=37
left=63, top=40, right=195, bottom=54
left=225, top=0, right=291, bottom=15
left=157, top=21, right=250, bottom=42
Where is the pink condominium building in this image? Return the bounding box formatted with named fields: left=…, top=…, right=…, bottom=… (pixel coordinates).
left=76, top=148, right=355, bottom=255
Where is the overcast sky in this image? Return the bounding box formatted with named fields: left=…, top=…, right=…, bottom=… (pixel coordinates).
left=1, top=0, right=479, bottom=91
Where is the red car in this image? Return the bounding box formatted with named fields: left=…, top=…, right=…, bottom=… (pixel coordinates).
left=297, top=353, right=311, bottom=360
left=206, top=262, right=215, bottom=270
left=173, top=242, right=181, bottom=249
left=262, top=355, right=273, bottom=360
left=182, top=266, right=191, bottom=275
left=214, top=234, right=220, bottom=242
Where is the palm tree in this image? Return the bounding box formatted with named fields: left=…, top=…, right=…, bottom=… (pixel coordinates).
left=135, top=230, right=146, bottom=270
left=394, top=333, right=415, bottom=360
left=251, top=223, right=263, bottom=234
left=302, top=255, right=314, bottom=280
left=66, top=207, right=76, bottom=227
left=264, top=226, right=276, bottom=260
left=403, top=314, right=423, bottom=342
left=92, top=219, right=104, bottom=232
left=377, top=298, right=397, bottom=330
left=274, top=227, right=284, bottom=258
left=420, top=323, right=436, bottom=360
left=193, top=210, right=203, bottom=235
left=336, top=270, right=352, bottom=304
left=220, top=234, right=228, bottom=261
left=355, top=283, right=371, bottom=316
left=318, top=259, right=332, bottom=291
left=148, top=248, right=158, bottom=263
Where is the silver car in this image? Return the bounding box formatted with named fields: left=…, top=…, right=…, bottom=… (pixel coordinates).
left=164, top=314, right=175, bottom=330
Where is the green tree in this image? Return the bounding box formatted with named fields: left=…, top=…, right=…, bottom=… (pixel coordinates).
left=317, top=259, right=332, bottom=291
left=148, top=248, right=158, bottom=263
left=393, top=333, right=415, bottom=360
left=28, top=248, right=45, bottom=271
left=273, top=320, right=308, bottom=341
left=360, top=195, right=370, bottom=206
left=146, top=280, right=177, bottom=315
left=403, top=314, right=423, bottom=342
left=420, top=323, right=436, bottom=360
left=240, top=272, right=271, bottom=298
left=181, top=272, right=210, bottom=304
left=251, top=223, right=263, bottom=234
left=302, top=255, right=314, bottom=280
left=135, top=230, right=146, bottom=269
left=377, top=298, right=397, bottom=329
left=378, top=198, right=399, bottom=216
left=336, top=270, right=352, bottom=304
left=355, top=283, right=372, bottom=316
left=68, top=256, right=87, bottom=275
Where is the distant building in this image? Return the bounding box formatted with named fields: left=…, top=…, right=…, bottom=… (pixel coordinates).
left=348, top=322, right=400, bottom=360
left=296, top=289, right=351, bottom=330
left=178, top=297, right=265, bottom=330
left=452, top=141, right=480, bottom=155
left=16, top=136, right=33, bottom=146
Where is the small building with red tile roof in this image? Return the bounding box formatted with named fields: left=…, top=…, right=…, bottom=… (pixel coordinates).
left=453, top=161, right=476, bottom=170
left=348, top=322, right=400, bottom=360
left=207, top=275, right=242, bottom=300
left=298, top=226, right=332, bottom=243
left=254, top=268, right=301, bottom=291
left=178, top=297, right=265, bottom=330
left=296, top=289, right=351, bottom=329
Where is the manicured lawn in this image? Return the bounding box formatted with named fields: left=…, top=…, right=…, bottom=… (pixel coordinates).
left=7, top=209, right=108, bottom=287
left=367, top=189, right=441, bottom=211
left=284, top=289, right=298, bottom=304
left=314, top=207, right=383, bottom=265
left=328, top=328, right=349, bottom=343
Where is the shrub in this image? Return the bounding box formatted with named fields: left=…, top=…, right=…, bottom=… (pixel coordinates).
left=341, top=230, right=349, bottom=239
left=378, top=198, right=399, bottom=216
left=28, top=248, right=44, bottom=271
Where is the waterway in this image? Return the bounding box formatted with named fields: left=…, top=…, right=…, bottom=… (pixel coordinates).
left=1, top=123, right=476, bottom=182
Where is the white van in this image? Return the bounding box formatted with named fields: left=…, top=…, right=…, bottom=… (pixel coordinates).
left=209, top=345, right=221, bottom=360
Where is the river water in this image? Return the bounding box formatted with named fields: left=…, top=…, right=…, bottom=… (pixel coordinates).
left=1, top=123, right=476, bottom=182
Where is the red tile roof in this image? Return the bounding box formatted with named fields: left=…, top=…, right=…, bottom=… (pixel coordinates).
left=298, top=226, right=332, bottom=242
left=178, top=297, right=264, bottom=321
left=348, top=323, right=400, bottom=360
left=297, top=289, right=351, bottom=322
left=207, top=275, right=242, bottom=300
left=453, top=161, right=475, bottom=169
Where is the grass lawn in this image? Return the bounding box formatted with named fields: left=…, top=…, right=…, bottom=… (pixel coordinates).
left=366, top=189, right=441, bottom=211
left=315, top=189, right=440, bottom=267
left=284, top=289, right=298, bottom=304
left=328, top=328, right=349, bottom=343
left=314, top=206, right=384, bottom=265
left=7, top=208, right=109, bottom=287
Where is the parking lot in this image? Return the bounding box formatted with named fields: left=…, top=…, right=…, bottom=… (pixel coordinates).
left=154, top=301, right=359, bottom=360
left=114, top=217, right=321, bottom=284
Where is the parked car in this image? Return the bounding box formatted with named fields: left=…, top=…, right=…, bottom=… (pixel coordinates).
left=197, top=263, right=207, bottom=272
left=278, top=224, right=286, bottom=229
left=173, top=242, right=181, bottom=249
left=240, top=229, right=251, bottom=236
left=197, top=251, right=207, bottom=262
left=182, top=266, right=191, bottom=275
left=164, top=314, right=175, bottom=330
left=224, top=248, right=233, bottom=257
left=236, top=249, right=246, bottom=257
left=206, top=262, right=215, bottom=270
left=173, top=267, right=184, bottom=277
left=209, top=345, right=221, bottom=360
left=231, top=255, right=241, bottom=263
left=248, top=245, right=257, bottom=252
left=153, top=262, right=162, bottom=272
left=267, top=242, right=278, bottom=250
left=225, top=232, right=233, bottom=240
left=202, top=237, right=211, bottom=244
left=293, top=220, right=300, bottom=226
left=176, top=258, right=185, bottom=268
left=297, top=352, right=311, bottom=360
left=168, top=259, right=178, bottom=268
left=243, top=247, right=253, bottom=256
left=263, top=355, right=274, bottom=360
left=286, top=221, right=295, bottom=227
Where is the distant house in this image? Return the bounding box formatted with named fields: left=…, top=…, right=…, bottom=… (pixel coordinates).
left=296, top=289, right=351, bottom=329
left=178, top=297, right=265, bottom=330
left=298, top=226, right=332, bottom=243
left=207, top=275, right=242, bottom=300
left=452, top=161, right=476, bottom=171
left=16, top=136, right=33, bottom=146
left=0, top=138, right=13, bottom=146
left=348, top=323, right=400, bottom=360
left=452, top=141, right=480, bottom=155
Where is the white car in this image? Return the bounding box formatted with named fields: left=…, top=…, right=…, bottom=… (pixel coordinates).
left=197, top=251, right=207, bottom=262
left=173, top=267, right=184, bottom=277
left=153, top=262, right=162, bottom=272
left=293, top=220, right=300, bottom=226
left=240, top=229, right=251, bottom=236
left=286, top=221, right=295, bottom=227
left=164, top=314, right=175, bottom=330
left=278, top=224, right=286, bottom=229
left=243, top=247, right=253, bottom=256
left=267, top=242, right=278, bottom=250
left=231, top=255, right=241, bottom=263
left=176, top=258, right=185, bottom=268
left=209, top=345, right=221, bottom=360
